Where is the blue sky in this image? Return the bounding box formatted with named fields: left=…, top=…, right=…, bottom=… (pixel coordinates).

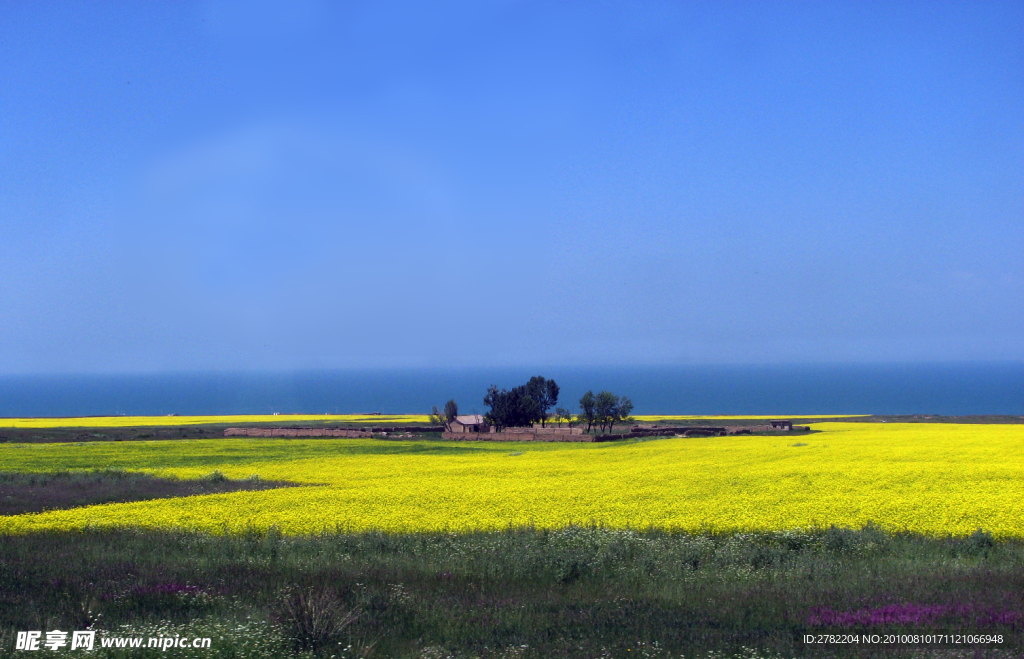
left=1, top=0, right=1021, bottom=373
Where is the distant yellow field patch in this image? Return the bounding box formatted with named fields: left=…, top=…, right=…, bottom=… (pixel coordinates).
left=0, top=414, right=869, bottom=428
left=632, top=415, right=870, bottom=420
left=0, top=414, right=431, bottom=428
left=0, top=423, right=1020, bottom=538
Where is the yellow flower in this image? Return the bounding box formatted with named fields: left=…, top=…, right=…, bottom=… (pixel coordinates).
left=0, top=423, right=1020, bottom=538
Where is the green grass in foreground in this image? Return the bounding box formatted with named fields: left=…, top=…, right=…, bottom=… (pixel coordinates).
left=0, top=527, right=1020, bottom=659
left=0, top=470, right=296, bottom=516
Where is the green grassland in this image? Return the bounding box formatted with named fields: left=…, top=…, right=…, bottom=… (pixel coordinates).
left=1, top=526, right=1022, bottom=658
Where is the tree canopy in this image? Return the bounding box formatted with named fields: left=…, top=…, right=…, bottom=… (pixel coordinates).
left=526, top=376, right=559, bottom=427
left=578, top=390, right=596, bottom=431
left=578, top=390, right=634, bottom=433
left=429, top=399, right=459, bottom=431
left=484, top=376, right=559, bottom=430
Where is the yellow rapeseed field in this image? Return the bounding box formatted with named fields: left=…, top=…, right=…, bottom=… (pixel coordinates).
left=632, top=415, right=869, bottom=421
left=0, top=414, right=429, bottom=428
left=0, top=414, right=869, bottom=428
left=0, top=422, right=1020, bottom=537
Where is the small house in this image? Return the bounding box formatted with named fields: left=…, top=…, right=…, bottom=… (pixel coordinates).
left=450, top=414, right=489, bottom=433
left=769, top=420, right=793, bottom=430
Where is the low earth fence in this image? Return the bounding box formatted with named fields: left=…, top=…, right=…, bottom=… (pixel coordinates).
left=443, top=430, right=601, bottom=442
left=596, top=427, right=729, bottom=440
left=626, top=426, right=728, bottom=437
left=483, top=426, right=584, bottom=435
left=225, top=426, right=443, bottom=438
left=443, top=427, right=735, bottom=442
left=224, top=424, right=808, bottom=441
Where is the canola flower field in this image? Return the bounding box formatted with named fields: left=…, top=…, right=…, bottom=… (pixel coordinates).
left=0, top=413, right=869, bottom=428
left=0, top=414, right=427, bottom=428
left=0, top=422, right=1020, bottom=538
left=631, top=414, right=869, bottom=421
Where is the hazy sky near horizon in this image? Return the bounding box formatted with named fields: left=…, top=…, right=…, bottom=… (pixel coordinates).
left=1, top=0, right=1021, bottom=373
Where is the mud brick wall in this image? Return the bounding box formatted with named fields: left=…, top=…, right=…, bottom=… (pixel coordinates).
left=442, top=431, right=598, bottom=442
left=224, top=428, right=374, bottom=438
left=501, top=427, right=585, bottom=435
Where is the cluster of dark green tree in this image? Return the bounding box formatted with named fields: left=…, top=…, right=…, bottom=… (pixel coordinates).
left=554, top=390, right=633, bottom=433
left=434, top=377, right=633, bottom=434
left=461, top=376, right=632, bottom=434
left=483, top=376, right=560, bottom=430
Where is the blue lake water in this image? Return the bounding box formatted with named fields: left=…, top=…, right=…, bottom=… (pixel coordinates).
left=0, top=363, right=1020, bottom=417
